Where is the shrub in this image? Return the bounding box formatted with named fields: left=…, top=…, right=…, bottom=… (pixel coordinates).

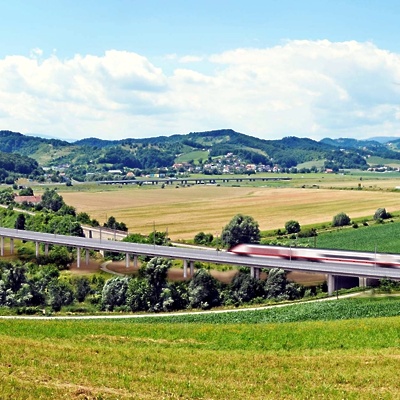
left=332, top=212, right=351, bottom=227
left=374, top=208, right=391, bottom=220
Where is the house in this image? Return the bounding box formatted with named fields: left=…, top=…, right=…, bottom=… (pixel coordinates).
left=14, top=195, right=42, bottom=205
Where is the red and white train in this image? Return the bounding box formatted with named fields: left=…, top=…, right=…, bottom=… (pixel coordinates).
left=228, top=244, right=400, bottom=268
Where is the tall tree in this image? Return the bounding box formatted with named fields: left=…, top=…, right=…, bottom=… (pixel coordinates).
left=221, top=214, right=260, bottom=247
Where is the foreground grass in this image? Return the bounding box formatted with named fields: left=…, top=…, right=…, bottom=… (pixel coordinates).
left=1, top=296, right=400, bottom=399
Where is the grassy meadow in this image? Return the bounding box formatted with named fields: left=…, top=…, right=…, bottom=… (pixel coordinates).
left=1, top=296, right=400, bottom=399
left=59, top=172, right=400, bottom=240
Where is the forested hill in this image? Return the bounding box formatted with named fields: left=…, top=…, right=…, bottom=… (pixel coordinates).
left=1, top=129, right=400, bottom=172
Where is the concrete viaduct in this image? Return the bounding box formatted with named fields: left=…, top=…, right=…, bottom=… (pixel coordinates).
left=96, top=176, right=292, bottom=186
left=1, top=227, right=400, bottom=295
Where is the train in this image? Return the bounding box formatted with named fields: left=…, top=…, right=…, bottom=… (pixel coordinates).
left=228, top=243, right=400, bottom=268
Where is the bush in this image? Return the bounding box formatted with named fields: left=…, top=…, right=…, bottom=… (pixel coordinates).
left=374, top=208, right=391, bottom=220
left=285, top=220, right=301, bottom=234
left=332, top=212, right=351, bottom=227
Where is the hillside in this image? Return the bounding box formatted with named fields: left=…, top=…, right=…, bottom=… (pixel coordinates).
left=1, top=129, right=399, bottom=182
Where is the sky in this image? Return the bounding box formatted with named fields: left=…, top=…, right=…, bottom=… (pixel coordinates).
left=1, top=0, right=400, bottom=142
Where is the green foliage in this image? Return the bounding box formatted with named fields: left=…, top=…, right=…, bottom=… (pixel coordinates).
left=14, top=213, right=26, bottom=230
left=0, top=188, right=15, bottom=205
left=47, top=279, right=74, bottom=311
left=139, top=257, right=172, bottom=312
left=40, top=188, right=65, bottom=212
left=230, top=272, right=264, bottom=305
left=374, top=207, right=391, bottom=220
left=332, top=212, right=351, bottom=227
left=123, top=233, right=148, bottom=244
left=221, top=214, right=260, bottom=247
left=188, top=269, right=221, bottom=309
left=194, top=231, right=214, bottom=245
left=101, top=276, right=129, bottom=311
left=304, top=221, right=400, bottom=253
left=265, top=268, right=301, bottom=301
left=72, top=276, right=92, bottom=302
left=285, top=220, right=301, bottom=234
left=19, top=187, right=34, bottom=196
left=104, top=215, right=128, bottom=231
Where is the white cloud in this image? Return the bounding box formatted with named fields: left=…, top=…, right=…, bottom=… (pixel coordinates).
left=0, top=41, right=399, bottom=141
left=179, top=55, right=204, bottom=63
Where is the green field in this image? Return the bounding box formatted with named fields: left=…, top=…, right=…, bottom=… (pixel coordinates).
left=1, top=296, right=400, bottom=399
left=296, top=220, right=400, bottom=254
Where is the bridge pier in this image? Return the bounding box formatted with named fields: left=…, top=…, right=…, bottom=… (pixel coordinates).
left=85, top=249, right=90, bottom=265
left=327, top=274, right=335, bottom=296
left=328, top=274, right=365, bottom=295
left=359, top=277, right=367, bottom=288
left=77, top=247, right=81, bottom=268
left=190, top=261, right=194, bottom=276
left=133, top=255, right=138, bottom=268
left=0, top=236, right=3, bottom=256
left=45, top=243, right=49, bottom=256
left=183, top=259, right=188, bottom=278
left=36, top=241, right=39, bottom=258
left=125, top=253, right=130, bottom=268
left=250, top=267, right=260, bottom=279
left=9, top=238, right=13, bottom=255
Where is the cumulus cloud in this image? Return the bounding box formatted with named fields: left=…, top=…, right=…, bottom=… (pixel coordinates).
left=0, top=41, right=399, bottom=141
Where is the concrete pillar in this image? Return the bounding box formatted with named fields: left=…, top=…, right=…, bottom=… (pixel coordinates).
left=250, top=266, right=255, bottom=279
left=0, top=236, right=3, bottom=256
left=133, top=255, right=138, bottom=268
left=85, top=249, right=90, bottom=265
left=45, top=244, right=49, bottom=256
left=190, top=261, right=194, bottom=276
left=9, top=238, right=14, bottom=255
left=359, top=277, right=367, bottom=288
left=254, top=268, right=260, bottom=280
left=183, top=259, right=188, bottom=278
left=125, top=253, right=130, bottom=268
left=327, top=274, right=335, bottom=296
left=35, top=242, right=39, bottom=258
left=77, top=247, right=81, bottom=268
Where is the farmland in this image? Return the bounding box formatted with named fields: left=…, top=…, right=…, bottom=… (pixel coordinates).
left=59, top=173, right=400, bottom=240
left=298, top=220, right=400, bottom=254
left=1, top=296, right=400, bottom=399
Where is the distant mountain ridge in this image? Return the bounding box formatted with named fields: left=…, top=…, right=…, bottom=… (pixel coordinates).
left=1, top=129, right=400, bottom=173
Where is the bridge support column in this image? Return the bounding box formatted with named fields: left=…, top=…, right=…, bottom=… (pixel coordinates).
left=359, top=277, right=367, bottom=288
left=77, top=247, right=81, bottom=268
left=85, top=249, right=90, bottom=265
left=250, top=266, right=260, bottom=279
left=0, top=237, right=3, bottom=256
left=183, top=259, right=188, bottom=278
left=45, top=244, right=49, bottom=256
left=35, top=242, right=39, bottom=258
left=190, top=261, right=194, bottom=276
left=327, top=274, right=336, bottom=296
left=9, top=238, right=14, bottom=255
left=133, top=255, right=138, bottom=268
left=125, top=253, right=130, bottom=268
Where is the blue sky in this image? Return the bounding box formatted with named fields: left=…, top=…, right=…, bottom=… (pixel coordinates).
left=1, top=0, right=400, bottom=141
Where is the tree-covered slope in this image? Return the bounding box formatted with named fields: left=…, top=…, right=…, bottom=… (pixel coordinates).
left=1, top=129, right=398, bottom=172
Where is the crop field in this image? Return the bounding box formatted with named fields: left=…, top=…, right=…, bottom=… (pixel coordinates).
left=1, top=296, right=400, bottom=399
left=61, top=182, right=400, bottom=240
left=299, top=220, right=400, bottom=254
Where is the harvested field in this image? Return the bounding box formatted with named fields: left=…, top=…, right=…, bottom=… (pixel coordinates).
left=61, top=185, right=400, bottom=240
